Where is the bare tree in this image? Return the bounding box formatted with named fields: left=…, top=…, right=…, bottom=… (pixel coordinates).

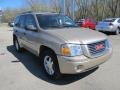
left=2, top=0, right=120, bottom=22
left=107, top=0, right=119, bottom=17
left=75, top=0, right=120, bottom=20
left=51, top=0, right=62, bottom=13
left=63, top=0, right=71, bottom=16
left=25, top=0, right=48, bottom=12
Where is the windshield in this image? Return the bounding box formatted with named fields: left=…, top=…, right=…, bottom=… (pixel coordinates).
left=36, top=14, right=77, bottom=29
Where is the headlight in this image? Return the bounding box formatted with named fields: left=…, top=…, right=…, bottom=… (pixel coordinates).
left=61, top=44, right=83, bottom=56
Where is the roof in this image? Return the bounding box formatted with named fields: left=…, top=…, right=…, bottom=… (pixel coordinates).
left=20, top=11, right=59, bottom=15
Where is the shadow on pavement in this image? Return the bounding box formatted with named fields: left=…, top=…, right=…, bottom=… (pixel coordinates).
left=7, top=45, right=98, bottom=85
left=99, top=31, right=117, bottom=36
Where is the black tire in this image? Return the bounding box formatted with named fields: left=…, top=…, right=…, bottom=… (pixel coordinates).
left=14, top=38, right=22, bottom=52
left=115, top=28, right=119, bottom=35
left=41, top=50, right=61, bottom=79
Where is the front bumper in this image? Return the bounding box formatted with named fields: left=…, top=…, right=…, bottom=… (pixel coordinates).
left=57, top=48, right=112, bottom=74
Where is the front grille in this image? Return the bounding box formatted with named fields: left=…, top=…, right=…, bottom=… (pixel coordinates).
left=87, top=40, right=106, bottom=57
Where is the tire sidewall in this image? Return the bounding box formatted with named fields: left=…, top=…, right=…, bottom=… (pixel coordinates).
left=14, top=38, right=21, bottom=52
left=41, top=50, right=61, bottom=79
left=115, top=28, right=119, bottom=35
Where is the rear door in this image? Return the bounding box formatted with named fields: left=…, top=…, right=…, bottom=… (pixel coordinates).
left=14, top=15, right=26, bottom=46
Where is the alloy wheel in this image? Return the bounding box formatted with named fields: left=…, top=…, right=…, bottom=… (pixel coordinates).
left=44, top=56, right=54, bottom=75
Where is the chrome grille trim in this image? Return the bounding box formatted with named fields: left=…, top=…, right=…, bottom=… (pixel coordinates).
left=88, top=41, right=106, bottom=55
left=83, top=40, right=109, bottom=58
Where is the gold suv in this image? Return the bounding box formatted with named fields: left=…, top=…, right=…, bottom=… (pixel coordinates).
left=13, top=12, right=112, bottom=79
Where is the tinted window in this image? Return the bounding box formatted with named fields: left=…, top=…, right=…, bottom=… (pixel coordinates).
left=14, top=16, right=20, bottom=27
left=25, top=14, right=36, bottom=27
left=118, top=19, right=120, bottom=23
left=36, top=14, right=77, bottom=29
left=19, top=15, right=26, bottom=28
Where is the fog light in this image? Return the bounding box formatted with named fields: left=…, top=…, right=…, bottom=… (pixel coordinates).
left=76, top=65, right=83, bottom=70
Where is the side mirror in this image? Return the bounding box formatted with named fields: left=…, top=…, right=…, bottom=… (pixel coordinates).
left=8, top=22, right=14, bottom=27
left=26, top=25, right=37, bottom=31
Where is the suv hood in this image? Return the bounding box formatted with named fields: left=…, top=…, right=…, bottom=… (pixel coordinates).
left=45, top=28, right=107, bottom=44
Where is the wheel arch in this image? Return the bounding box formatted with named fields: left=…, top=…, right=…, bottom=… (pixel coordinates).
left=13, top=34, right=17, bottom=39
left=13, top=34, right=17, bottom=44
left=118, top=26, right=120, bottom=30
left=39, top=45, right=57, bottom=58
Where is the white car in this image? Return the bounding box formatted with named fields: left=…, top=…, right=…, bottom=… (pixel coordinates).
left=96, top=18, right=120, bottom=35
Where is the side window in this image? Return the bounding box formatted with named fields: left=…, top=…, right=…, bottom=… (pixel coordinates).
left=19, top=15, right=26, bottom=28
left=118, top=19, right=120, bottom=23
left=25, top=14, right=36, bottom=27
left=14, top=16, right=20, bottom=27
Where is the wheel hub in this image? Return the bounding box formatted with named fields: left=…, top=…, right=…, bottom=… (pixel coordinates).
left=44, top=56, right=54, bottom=75
left=15, top=40, right=19, bottom=50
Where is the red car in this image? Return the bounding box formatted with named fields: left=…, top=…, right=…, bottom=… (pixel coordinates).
left=81, top=18, right=97, bottom=30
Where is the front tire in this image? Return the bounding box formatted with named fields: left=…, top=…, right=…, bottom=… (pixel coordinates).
left=42, top=50, right=61, bottom=79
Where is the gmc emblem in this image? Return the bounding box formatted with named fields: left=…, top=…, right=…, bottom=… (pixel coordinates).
left=95, top=44, right=104, bottom=51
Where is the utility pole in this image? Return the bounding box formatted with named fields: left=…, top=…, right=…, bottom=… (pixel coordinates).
left=71, top=0, right=75, bottom=20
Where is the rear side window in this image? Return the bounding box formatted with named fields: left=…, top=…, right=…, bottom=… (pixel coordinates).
left=14, top=16, right=20, bottom=27
left=19, top=15, right=26, bottom=28
left=117, top=19, right=120, bottom=23
left=25, top=14, right=36, bottom=27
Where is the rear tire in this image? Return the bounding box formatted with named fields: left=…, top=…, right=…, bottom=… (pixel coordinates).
left=41, top=50, right=61, bottom=79
left=14, top=38, right=22, bottom=52
left=115, top=28, right=119, bottom=35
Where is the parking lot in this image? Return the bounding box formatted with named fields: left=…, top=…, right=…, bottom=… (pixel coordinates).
left=0, top=25, right=120, bottom=90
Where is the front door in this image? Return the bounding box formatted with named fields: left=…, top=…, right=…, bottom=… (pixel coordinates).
left=24, top=14, right=40, bottom=55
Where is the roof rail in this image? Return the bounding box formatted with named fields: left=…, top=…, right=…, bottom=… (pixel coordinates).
left=21, top=11, right=33, bottom=14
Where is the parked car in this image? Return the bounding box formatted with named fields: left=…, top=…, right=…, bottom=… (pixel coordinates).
left=8, top=21, right=14, bottom=27
left=13, top=12, right=112, bottom=79
left=96, top=18, right=120, bottom=35
left=76, top=19, right=85, bottom=27
left=82, top=18, right=97, bottom=30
